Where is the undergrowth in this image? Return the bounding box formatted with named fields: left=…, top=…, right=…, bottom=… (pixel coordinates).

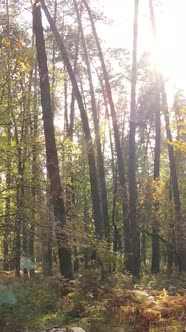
left=0, top=270, right=186, bottom=331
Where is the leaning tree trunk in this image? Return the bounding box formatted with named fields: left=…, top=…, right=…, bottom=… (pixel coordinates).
left=68, top=26, right=80, bottom=139
left=128, top=0, right=140, bottom=277
left=32, top=2, right=73, bottom=279
left=82, top=0, right=130, bottom=269
left=40, top=0, right=103, bottom=237
left=73, top=0, right=110, bottom=241
left=149, top=0, right=161, bottom=274
left=63, top=25, right=80, bottom=223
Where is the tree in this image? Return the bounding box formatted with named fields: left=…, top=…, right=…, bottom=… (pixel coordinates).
left=128, top=0, right=140, bottom=277
left=82, top=0, right=130, bottom=271
left=161, top=84, right=186, bottom=271
left=40, top=0, right=104, bottom=238
left=32, top=1, right=73, bottom=279
left=3, top=0, right=11, bottom=272
left=149, top=0, right=161, bottom=274
left=73, top=0, right=110, bottom=241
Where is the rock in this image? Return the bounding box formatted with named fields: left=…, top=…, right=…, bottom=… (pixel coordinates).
left=42, top=327, right=86, bottom=332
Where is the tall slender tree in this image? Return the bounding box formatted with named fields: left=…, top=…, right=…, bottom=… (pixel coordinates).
left=3, top=0, right=11, bottom=272
left=128, top=0, right=140, bottom=277
left=82, top=0, right=130, bottom=269
left=161, top=85, right=186, bottom=271
left=149, top=0, right=186, bottom=272
left=149, top=0, right=161, bottom=274
left=29, top=64, right=39, bottom=277
left=73, top=0, right=110, bottom=241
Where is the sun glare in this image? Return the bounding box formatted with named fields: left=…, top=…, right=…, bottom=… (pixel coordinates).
left=152, top=1, right=186, bottom=90
left=99, top=0, right=186, bottom=92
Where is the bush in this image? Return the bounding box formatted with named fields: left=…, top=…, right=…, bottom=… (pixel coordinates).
left=0, top=277, right=60, bottom=331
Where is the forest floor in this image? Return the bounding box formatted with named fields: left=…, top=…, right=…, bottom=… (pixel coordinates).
left=0, top=269, right=186, bottom=331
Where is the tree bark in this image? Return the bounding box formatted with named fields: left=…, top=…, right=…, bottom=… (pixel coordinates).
left=32, top=2, right=73, bottom=279
left=149, top=0, right=161, bottom=275
left=51, top=0, right=57, bottom=113
left=11, top=97, right=27, bottom=277
left=82, top=0, right=130, bottom=267
left=161, top=84, right=186, bottom=271
left=68, top=26, right=80, bottom=139
left=128, top=0, right=140, bottom=277
left=151, top=94, right=161, bottom=273
left=73, top=0, right=109, bottom=241
left=4, top=161, right=11, bottom=271
left=3, top=0, right=11, bottom=272
left=29, top=66, right=38, bottom=277
left=14, top=156, right=24, bottom=277
left=40, top=0, right=103, bottom=237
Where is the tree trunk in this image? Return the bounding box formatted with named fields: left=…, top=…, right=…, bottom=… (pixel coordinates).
left=66, top=24, right=80, bottom=211
left=3, top=125, right=11, bottom=271
left=73, top=0, right=109, bottom=241
left=51, top=0, right=57, bottom=113
left=151, top=92, right=161, bottom=273
left=29, top=67, right=38, bottom=277
left=68, top=25, right=80, bottom=139
left=32, top=2, right=73, bottom=279
left=40, top=0, right=103, bottom=237
left=3, top=0, right=11, bottom=272
left=82, top=0, right=130, bottom=267
left=128, top=0, right=140, bottom=277
left=42, top=201, right=53, bottom=277
left=14, top=158, right=24, bottom=277
left=64, top=66, right=69, bottom=132
left=161, top=84, right=186, bottom=271
left=149, top=0, right=161, bottom=274
left=4, top=149, right=11, bottom=271
left=112, top=174, right=119, bottom=252
left=12, top=103, right=27, bottom=277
